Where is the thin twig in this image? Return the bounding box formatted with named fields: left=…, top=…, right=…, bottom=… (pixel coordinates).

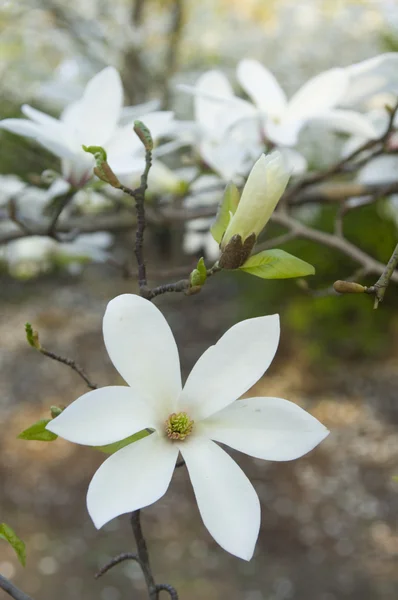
left=269, top=212, right=398, bottom=283
left=130, top=510, right=157, bottom=600
left=367, top=242, right=398, bottom=308
left=0, top=574, right=35, bottom=600
left=95, top=552, right=139, bottom=579
left=155, top=583, right=179, bottom=599
left=39, top=348, right=97, bottom=390
left=47, top=191, right=75, bottom=238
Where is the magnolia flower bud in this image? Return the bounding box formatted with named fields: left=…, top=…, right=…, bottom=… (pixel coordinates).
left=221, top=152, right=290, bottom=250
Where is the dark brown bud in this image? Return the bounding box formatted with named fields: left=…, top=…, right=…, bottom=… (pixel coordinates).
left=218, top=233, right=256, bottom=269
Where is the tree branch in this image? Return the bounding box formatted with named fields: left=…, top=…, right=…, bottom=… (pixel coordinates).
left=367, top=242, right=398, bottom=307
left=0, top=574, right=35, bottom=600
left=269, top=212, right=398, bottom=283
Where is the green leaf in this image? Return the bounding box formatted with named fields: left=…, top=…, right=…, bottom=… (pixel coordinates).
left=25, top=322, right=40, bottom=349
left=210, top=182, right=240, bottom=243
left=95, top=429, right=150, bottom=454
left=18, top=419, right=58, bottom=442
left=0, top=523, right=26, bottom=566
left=240, top=249, right=315, bottom=279
left=190, top=257, right=207, bottom=287
left=82, top=145, right=107, bottom=161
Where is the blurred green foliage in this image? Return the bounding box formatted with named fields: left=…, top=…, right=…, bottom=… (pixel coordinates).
left=239, top=203, right=397, bottom=366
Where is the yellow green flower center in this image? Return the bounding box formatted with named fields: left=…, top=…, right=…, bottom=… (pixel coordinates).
left=165, top=412, right=194, bottom=441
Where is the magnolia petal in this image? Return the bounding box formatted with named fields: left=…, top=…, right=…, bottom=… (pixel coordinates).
left=21, top=104, right=59, bottom=125
left=200, top=397, right=329, bottom=461
left=286, top=68, right=348, bottom=122
left=103, top=294, right=182, bottom=414
left=0, top=119, right=76, bottom=160
left=0, top=119, right=44, bottom=138
left=308, top=109, right=379, bottom=139
left=359, top=155, right=398, bottom=185
left=237, top=59, right=287, bottom=116
left=179, top=436, right=260, bottom=560
left=46, top=386, right=157, bottom=446
left=194, top=70, right=235, bottom=133
left=87, top=433, right=178, bottom=528
left=223, top=152, right=290, bottom=242
left=178, top=314, right=280, bottom=420
left=68, top=67, right=123, bottom=146
left=343, top=53, right=398, bottom=107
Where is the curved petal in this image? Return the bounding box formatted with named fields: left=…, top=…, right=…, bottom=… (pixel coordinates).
left=65, top=67, right=123, bottom=146
left=194, top=70, right=235, bottom=132
left=0, top=119, right=76, bottom=159
left=46, top=386, right=158, bottom=446
left=0, top=118, right=44, bottom=138
left=308, top=109, right=379, bottom=139
left=21, top=105, right=64, bottom=133
left=237, top=59, right=287, bottom=116
left=359, top=155, right=398, bottom=184
left=200, top=397, right=329, bottom=461
left=179, top=436, right=260, bottom=560
left=286, top=68, right=348, bottom=121
left=103, top=294, right=182, bottom=415
left=178, top=314, right=280, bottom=420
left=343, top=53, right=398, bottom=107
left=87, top=432, right=178, bottom=528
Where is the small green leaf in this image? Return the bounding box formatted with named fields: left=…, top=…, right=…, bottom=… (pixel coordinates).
left=18, top=419, right=58, bottom=442
left=211, top=182, right=240, bottom=243
left=25, top=322, right=40, bottom=349
left=190, top=257, right=207, bottom=287
left=0, top=523, right=26, bottom=566
left=197, top=257, right=207, bottom=279
left=95, top=429, right=150, bottom=454
left=82, top=145, right=107, bottom=161
left=240, top=249, right=315, bottom=279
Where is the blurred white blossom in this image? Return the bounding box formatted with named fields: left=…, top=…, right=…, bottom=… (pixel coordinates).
left=0, top=67, right=175, bottom=188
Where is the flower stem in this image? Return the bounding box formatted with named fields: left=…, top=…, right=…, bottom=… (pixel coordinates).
left=130, top=510, right=157, bottom=599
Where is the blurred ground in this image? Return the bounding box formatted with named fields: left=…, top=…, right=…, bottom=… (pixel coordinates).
left=1, top=267, right=398, bottom=600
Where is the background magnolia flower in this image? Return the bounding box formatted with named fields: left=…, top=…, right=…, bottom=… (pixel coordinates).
left=179, top=70, right=263, bottom=181
left=237, top=59, right=377, bottom=147
left=0, top=67, right=175, bottom=188
left=47, top=294, right=328, bottom=560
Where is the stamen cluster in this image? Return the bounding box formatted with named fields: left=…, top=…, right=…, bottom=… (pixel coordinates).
left=165, top=412, right=194, bottom=441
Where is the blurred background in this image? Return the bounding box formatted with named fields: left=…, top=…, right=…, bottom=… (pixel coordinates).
left=1, top=1, right=398, bottom=599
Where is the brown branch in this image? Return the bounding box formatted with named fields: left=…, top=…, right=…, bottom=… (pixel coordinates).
left=0, top=575, right=35, bottom=600
left=38, top=347, right=98, bottom=390
left=131, top=510, right=157, bottom=599
left=95, top=552, right=139, bottom=579
left=269, top=212, right=398, bottom=283
left=366, top=242, right=398, bottom=308
left=285, top=99, right=398, bottom=202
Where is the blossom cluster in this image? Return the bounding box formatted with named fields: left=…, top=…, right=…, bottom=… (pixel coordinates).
left=1, top=54, right=398, bottom=276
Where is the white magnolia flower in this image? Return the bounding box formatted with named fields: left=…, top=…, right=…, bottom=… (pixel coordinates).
left=180, top=71, right=263, bottom=181
left=236, top=59, right=377, bottom=146
left=0, top=67, right=174, bottom=188
left=222, top=152, right=290, bottom=248
left=47, top=294, right=328, bottom=560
